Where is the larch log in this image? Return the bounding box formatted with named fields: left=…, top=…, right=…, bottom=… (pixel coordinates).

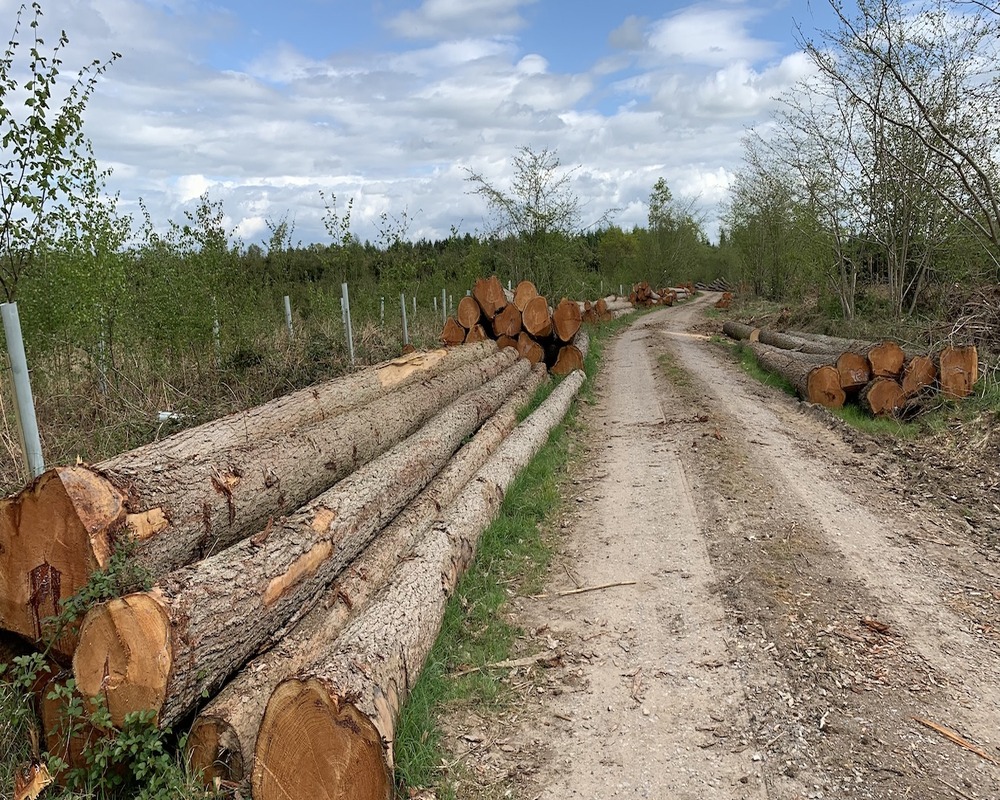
left=464, top=323, right=489, bottom=344
left=512, top=280, right=538, bottom=311
left=901, top=355, right=938, bottom=398
left=184, top=365, right=548, bottom=786
left=70, top=359, right=531, bottom=729
left=251, top=369, right=586, bottom=800
left=722, top=321, right=760, bottom=342
left=0, top=344, right=505, bottom=658
left=440, top=317, right=466, bottom=345
left=456, top=296, right=481, bottom=330
left=859, top=378, right=906, bottom=416
left=491, top=304, right=523, bottom=339
left=551, top=344, right=585, bottom=376
left=472, top=276, right=507, bottom=320
left=521, top=296, right=553, bottom=339
left=516, top=332, right=545, bottom=364
left=552, top=298, right=582, bottom=343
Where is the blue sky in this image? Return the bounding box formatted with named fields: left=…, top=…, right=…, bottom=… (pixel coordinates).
left=0, top=0, right=845, bottom=246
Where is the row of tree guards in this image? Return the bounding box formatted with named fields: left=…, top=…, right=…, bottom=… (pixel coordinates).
left=0, top=336, right=588, bottom=799
left=722, top=320, right=979, bottom=416
left=439, top=276, right=642, bottom=374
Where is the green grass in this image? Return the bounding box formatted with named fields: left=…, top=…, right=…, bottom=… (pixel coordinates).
left=733, top=342, right=797, bottom=397
left=392, top=318, right=623, bottom=798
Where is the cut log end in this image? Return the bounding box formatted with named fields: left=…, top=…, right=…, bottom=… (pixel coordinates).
left=860, top=377, right=906, bottom=417
left=186, top=717, right=245, bottom=785
left=0, top=466, right=126, bottom=654
left=939, top=345, right=978, bottom=399
left=806, top=366, right=846, bottom=408
left=72, top=592, right=172, bottom=728
left=836, top=352, right=872, bottom=393
left=253, top=678, right=390, bottom=800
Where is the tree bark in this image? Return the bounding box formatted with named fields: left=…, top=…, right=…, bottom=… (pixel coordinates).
left=184, top=365, right=548, bottom=786
left=251, top=369, right=586, bottom=800
left=722, top=321, right=760, bottom=342
left=70, top=359, right=532, bottom=729
left=749, top=343, right=845, bottom=408
left=0, top=344, right=508, bottom=657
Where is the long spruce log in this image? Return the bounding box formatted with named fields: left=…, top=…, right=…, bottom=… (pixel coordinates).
left=748, top=343, right=845, bottom=408
left=722, top=321, right=760, bottom=342
left=251, top=369, right=587, bottom=800
left=0, top=345, right=509, bottom=658
left=184, top=365, right=549, bottom=786
left=70, top=360, right=532, bottom=729
left=752, top=330, right=872, bottom=391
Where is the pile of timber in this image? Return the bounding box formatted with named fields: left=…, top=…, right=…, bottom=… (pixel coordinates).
left=440, top=276, right=593, bottom=376
left=629, top=281, right=694, bottom=307
left=722, top=321, right=979, bottom=416
left=696, top=277, right=735, bottom=292
left=714, top=292, right=734, bottom=310
left=0, top=340, right=588, bottom=797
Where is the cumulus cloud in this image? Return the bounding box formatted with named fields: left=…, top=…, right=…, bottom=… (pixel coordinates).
left=648, top=4, right=777, bottom=66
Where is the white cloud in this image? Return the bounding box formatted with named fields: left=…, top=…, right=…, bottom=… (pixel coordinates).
left=387, top=0, right=538, bottom=40
left=648, top=4, right=776, bottom=66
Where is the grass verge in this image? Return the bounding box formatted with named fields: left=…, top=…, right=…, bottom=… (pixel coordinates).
left=392, top=315, right=629, bottom=798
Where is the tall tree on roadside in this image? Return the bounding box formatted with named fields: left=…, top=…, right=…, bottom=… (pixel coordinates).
left=0, top=2, right=120, bottom=301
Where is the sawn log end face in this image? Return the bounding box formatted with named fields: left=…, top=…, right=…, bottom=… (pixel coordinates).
left=0, top=466, right=126, bottom=648
left=253, top=678, right=391, bottom=800
left=186, top=716, right=245, bottom=786
left=72, top=592, right=172, bottom=729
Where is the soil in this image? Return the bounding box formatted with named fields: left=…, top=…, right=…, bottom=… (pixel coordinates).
left=437, top=294, right=1000, bottom=799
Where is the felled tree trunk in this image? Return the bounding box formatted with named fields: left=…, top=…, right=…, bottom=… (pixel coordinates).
left=472, top=276, right=507, bottom=320
left=0, top=344, right=507, bottom=657
left=456, top=296, right=481, bottom=329
left=901, top=355, right=938, bottom=398
left=552, top=298, right=582, bottom=343
left=464, top=323, right=489, bottom=344
left=184, top=366, right=548, bottom=786
left=721, top=321, right=760, bottom=342
left=71, top=360, right=531, bottom=729
left=440, top=317, right=466, bottom=345
left=859, top=377, right=906, bottom=417
left=522, top=296, right=553, bottom=339
left=517, top=332, right=545, bottom=364
left=938, top=345, right=978, bottom=399
left=749, top=343, right=845, bottom=408
left=551, top=344, right=584, bottom=376
left=491, top=304, right=522, bottom=339
left=251, top=369, right=586, bottom=800
left=513, top=280, right=538, bottom=311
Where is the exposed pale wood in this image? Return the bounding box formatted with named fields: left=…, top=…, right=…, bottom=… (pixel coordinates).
left=522, top=295, right=553, bottom=339
left=185, top=365, right=548, bottom=786
left=496, top=335, right=518, bottom=351
left=1, top=344, right=506, bottom=658
left=71, top=359, right=530, bottom=729
left=859, top=377, right=906, bottom=416
left=901, top=355, right=938, bottom=398
left=552, top=298, right=582, bottom=343
left=440, top=316, right=466, bottom=345
left=866, top=341, right=906, bottom=379
left=513, top=280, right=538, bottom=311
left=938, top=345, right=978, bottom=399
left=456, top=296, right=481, bottom=329
left=722, top=321, right=760, bottom=342
left=836, top=352, right=872, bottom=392
left=251, top=370, right=586, bottom=800
left=516, top=332, right=545, bottom=364
left=472, top=276, right=507, bottom=320
left=491, top=303, right=523, bottom=339
left=464, top=323, right=489, bottom=344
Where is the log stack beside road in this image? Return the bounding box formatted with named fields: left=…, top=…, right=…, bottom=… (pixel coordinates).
left=723, top=321, right=979, bottom=416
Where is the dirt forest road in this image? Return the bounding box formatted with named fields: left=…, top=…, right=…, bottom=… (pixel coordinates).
left=448, top=295, right=1000, bottom=800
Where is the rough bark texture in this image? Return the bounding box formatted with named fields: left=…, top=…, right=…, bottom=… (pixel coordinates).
left=901, top=356, right=938, bottom=398
left=71, top=359, right=530, bottom=729
left=251, top=369, right=586, bottom=800
left=552, top=299, right=582, bottom=343
left=456, top=296, right=481, bottom=329
left=749, top=344, right=845, bottom=408
left=722, top=321, right=760, bottom=342
left=938, top=345, right=978, bottom=399
left=185, top=366, right=549, bottom=786
left=0, top=344, right=506, bottom=657
left=859, top=378, right=906, bottom=417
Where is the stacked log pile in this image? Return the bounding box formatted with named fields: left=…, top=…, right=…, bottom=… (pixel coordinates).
left=723, top=321, right=979, bottom=416
left=0, top=340, right=587, bottom=796
left=440, top=276, right=593, bottom=376
left=629, top=281, right=694, bottom=307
